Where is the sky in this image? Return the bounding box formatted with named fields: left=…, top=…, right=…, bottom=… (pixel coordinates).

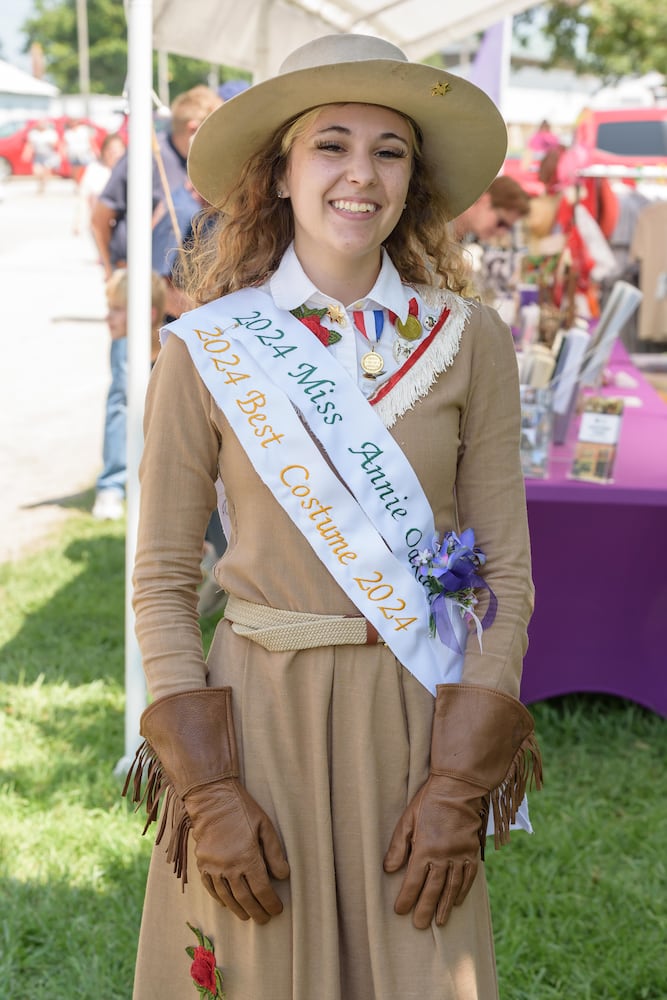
left=0, top=0, right=35, bottom=71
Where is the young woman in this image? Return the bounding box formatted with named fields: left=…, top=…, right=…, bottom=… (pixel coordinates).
left=126, top=33, right=542, bottom=1000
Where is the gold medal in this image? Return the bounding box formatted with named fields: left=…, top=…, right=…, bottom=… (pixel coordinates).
left=360, top=349, right=385, bottom=378
left=395, top=314, right=423, bottom=341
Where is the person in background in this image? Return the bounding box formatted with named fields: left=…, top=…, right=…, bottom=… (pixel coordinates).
left=63, top=118, right=99, bottom=185
left=452, top=174, right=531, bottom=243
left=150, top=78, right=248, bottom=317
left=92, top=269, right=166, bottom=520
left=150, top=86, right=248, bottom=615
left=23, top=119, right=61, bottom=193
left=74, top=132, right=126, bottom=240
left=91, top=85, right=222, bottom=280
left=124, top=33, right=542, bottom=1000
left=526, top=143, right=617, bottom=318
left=527, top=119, right=561, bottom=157
left=150, top=80, right=249, bottom=317
left=151, top=178, right=230, bottom=617
left=151, top=179, right=206, bottom=318
left=452, top=176, right=531, bottom=312
left=89, top=85, right=221, bottom=521
left=217, top=77, right=250, bottom=102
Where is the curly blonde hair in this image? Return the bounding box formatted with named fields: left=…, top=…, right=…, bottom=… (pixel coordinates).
left=179, top=105, right=473, bottom=304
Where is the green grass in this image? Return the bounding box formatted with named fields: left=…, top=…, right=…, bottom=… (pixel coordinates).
left=1, top=509, right=666, bottom=998
left=0, top=511, right=220, bottom=999
left=489, top=696, right=667, bottom=999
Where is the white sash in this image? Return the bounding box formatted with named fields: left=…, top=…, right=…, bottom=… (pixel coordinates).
left=190, top=290, right=438, bottom=562
left=164, top=290, right=467, bottom=695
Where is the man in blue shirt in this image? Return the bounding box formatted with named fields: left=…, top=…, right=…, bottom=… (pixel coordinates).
left=90, top=85, right=221, bottom=521
left=92, top=85, right=220, bottom=279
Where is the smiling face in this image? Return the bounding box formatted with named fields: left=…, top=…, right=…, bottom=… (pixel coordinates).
left=279, top=103, right=413, bottom=298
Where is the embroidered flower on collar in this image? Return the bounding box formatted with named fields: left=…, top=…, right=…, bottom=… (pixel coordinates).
left=291, top=304, right=342, bottom=347
left=186, top=923, right=226, bottom=999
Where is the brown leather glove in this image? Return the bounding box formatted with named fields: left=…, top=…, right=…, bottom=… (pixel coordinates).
left=383, top=683, right=542, bottom=930
left=123, top=687, right=289, bottom=924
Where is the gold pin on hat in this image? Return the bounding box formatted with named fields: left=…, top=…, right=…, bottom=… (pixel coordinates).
left=431, top=81, right=450, bottom=97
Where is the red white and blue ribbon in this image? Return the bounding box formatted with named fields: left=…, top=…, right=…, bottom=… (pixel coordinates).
left=352, top=309, right=385, bottom=342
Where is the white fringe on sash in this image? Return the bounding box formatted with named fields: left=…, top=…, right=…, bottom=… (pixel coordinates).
left=373, top=288, right=471, bottom=429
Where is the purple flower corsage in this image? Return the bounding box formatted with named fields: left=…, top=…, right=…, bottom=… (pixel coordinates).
left=410, top=528, right=497, bottom=652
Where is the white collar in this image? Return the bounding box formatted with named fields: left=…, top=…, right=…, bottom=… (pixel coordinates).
left=268, top=243, right=411, bottom=323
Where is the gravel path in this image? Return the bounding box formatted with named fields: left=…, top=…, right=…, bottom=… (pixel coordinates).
left=0, top=176, right=110, bottom=563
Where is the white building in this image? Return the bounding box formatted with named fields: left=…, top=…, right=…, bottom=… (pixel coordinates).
left=0, top=58, right=58, bottom=124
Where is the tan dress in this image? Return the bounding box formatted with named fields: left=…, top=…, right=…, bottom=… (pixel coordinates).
left=131, top=291, right=533, bottom=1000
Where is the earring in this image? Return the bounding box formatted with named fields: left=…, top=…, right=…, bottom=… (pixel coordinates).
left=277, top=189, right=284, bottom=198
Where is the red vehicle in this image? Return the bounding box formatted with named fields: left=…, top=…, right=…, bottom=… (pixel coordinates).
left=0, top=116, right=107, bottom=181
left=571, top=106, right=667, bottom=170
left=504, top=106, right=667, bottom=194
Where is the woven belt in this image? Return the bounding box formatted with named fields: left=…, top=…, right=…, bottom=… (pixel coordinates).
left=223, top=595, right=385, bottom=652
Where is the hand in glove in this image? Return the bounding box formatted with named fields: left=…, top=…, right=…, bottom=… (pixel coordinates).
left=124, top=687, right=289, bottom=925
left=383, top=771, right=487, bottom=928
left=383, top=684, right=542, bottom=929
left=186, top=775, right=290, bottom=923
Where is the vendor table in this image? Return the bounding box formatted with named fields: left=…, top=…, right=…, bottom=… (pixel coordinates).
left=521, top=344, right=667, bottom=717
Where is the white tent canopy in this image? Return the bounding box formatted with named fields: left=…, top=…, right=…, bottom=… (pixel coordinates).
left=119, top=0, right=540, bottom=768
left=152, top=0, right=539, bottom=79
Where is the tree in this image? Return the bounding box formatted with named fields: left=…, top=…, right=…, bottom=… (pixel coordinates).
left=21, top=0, right=239, bottom=96
left=516, top=0, right=667, bottom=81
left=24, top=0, right=128, bottom=94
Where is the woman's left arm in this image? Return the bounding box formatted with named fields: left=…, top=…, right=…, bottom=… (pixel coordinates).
left=455, top=303, right=534, bottom=698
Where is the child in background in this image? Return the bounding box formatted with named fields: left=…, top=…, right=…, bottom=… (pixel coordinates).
left=74, top=132, right=126, bottom=240
left=63, top=118, right=99, bottom=184
left=92, top=270, right=166, bottom=521
left=23, top=119, right=61, bottom=193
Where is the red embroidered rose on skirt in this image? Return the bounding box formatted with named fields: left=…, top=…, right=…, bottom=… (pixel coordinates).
left=186, top=923, right=225, bottom=999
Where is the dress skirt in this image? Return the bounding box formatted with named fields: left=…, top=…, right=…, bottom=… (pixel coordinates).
left=131, top=621, right=499, bottom=1000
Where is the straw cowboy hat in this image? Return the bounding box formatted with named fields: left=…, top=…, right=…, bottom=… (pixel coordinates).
left=188, top=33, right=508, bottom=219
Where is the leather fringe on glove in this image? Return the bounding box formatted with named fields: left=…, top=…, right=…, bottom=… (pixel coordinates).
left=123, top=733, right=195, bottom=885
left=122, top=687, right=289, bottom=924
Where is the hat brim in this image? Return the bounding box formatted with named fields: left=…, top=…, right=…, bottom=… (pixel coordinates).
left=188, top=60, right=508, bottom=220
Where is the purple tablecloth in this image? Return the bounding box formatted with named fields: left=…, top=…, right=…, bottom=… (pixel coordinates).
left=521, top=344, right=667, bottom=716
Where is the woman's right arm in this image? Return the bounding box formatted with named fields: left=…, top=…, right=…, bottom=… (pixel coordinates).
left=133, top=335, right=222, bottom=699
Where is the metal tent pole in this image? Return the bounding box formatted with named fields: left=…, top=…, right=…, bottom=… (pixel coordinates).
left=115, top=0, right=153, bottom=775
